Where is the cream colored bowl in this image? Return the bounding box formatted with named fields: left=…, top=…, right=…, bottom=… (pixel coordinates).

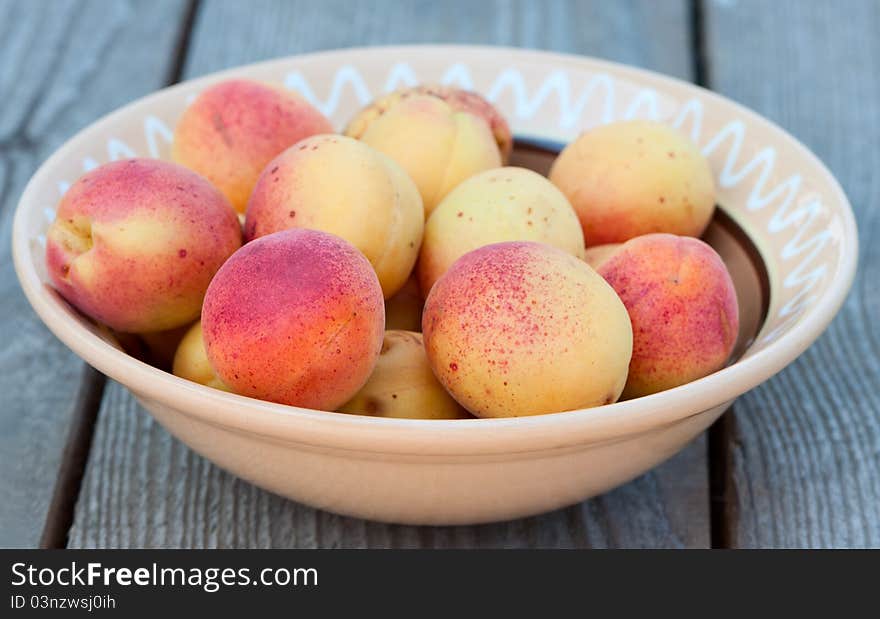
left=12, top=46, right=857, bottom=525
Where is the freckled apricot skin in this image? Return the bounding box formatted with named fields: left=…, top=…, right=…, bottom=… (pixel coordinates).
left=45, top=159, right=241, bottom=334
left=201, top=229, right=385, bottom=410
left=339, top=331, right=470, bottom=419
left=172, top=79, right=333, bottom=213
left=418, top=167, right=586, bottom=296
left=244, top=135, right=423, bottom=298
left=422, top=241, right=633, bottom=418
left=345, top=94, right=502, bottom=215
left=549, top=121, right=716, bottom=245
left=597, top=233, right=739, bottom=399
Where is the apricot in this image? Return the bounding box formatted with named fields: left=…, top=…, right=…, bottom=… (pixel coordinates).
left=202, top=229, right=384, bottom=410
left=583, top=243, right=621, bottom=270
left=339, top=331, right=470, bottom=419
left=422, top=242, right=632, bottom=417
left=45, top=159, right=241, bottom=333
left=346, top=85, right=512, bottom=162
left=172, top=321, right=229, bottom=391
left=597, top=233, right=739, bottom=398
left=418, top=167, right=585, bottom=295
left=384, top=275, right=423, bottom=332
left=549, top=121, right=716, bottom=245
left=244, top=135, right=423, bottom=298
left=172, top=79, right=333, bottom=213
left=345, top=92, right=502, bottom=215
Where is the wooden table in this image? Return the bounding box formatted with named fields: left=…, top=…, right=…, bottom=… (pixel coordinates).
left=1, top=0, right=877, bottom=549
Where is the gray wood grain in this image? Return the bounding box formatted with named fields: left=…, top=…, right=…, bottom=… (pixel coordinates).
left=182, top=0, right=694, bottom=80
left=69, top=0, right=710, bottom=548
left=705, top=0, right=880, bottom=548
left=0, top=0, right=190, bottom=548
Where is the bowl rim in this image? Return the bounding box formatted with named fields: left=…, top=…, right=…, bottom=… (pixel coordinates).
left=12, top=44, right=859, bottom=457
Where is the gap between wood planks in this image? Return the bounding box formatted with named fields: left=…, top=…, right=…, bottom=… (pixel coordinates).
left=689, top=0, right=737, bottom=549
left=38, top=0, right=204, bottom=549
left=40, top=0, right=736, bottom=549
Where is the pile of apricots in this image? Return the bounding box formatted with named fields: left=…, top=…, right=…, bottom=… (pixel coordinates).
left=46, top=79, right=739, bottom=419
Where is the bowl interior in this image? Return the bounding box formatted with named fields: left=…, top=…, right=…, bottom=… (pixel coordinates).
left=12, top=46, right=857, bottom=450
left=56, top=138, right=773, bottom=375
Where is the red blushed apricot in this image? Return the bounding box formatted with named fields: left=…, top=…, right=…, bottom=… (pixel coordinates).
left=45, top=159, right=241, bottom=333
left=422, top=241, right=632, bottom=418
left=201, top=229, right=385, bottom=410
left=172, top=79, right=333, bottom=213
left=597, top=233, right=739, bottom=398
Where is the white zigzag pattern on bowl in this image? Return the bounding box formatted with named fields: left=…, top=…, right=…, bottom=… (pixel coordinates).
left=40, top=62, right=833, bottom=345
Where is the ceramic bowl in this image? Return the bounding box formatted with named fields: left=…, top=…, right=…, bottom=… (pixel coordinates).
left=13, top=46, right=857, bottom=525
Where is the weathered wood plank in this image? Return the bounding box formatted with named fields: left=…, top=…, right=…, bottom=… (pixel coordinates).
left=705, top=0, right=880, bottom=547
left=0, top=0, right=190, bottom=548
left=69, top=0, right=710, bottom=548
left=181, top=0, right=694, bottom=79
